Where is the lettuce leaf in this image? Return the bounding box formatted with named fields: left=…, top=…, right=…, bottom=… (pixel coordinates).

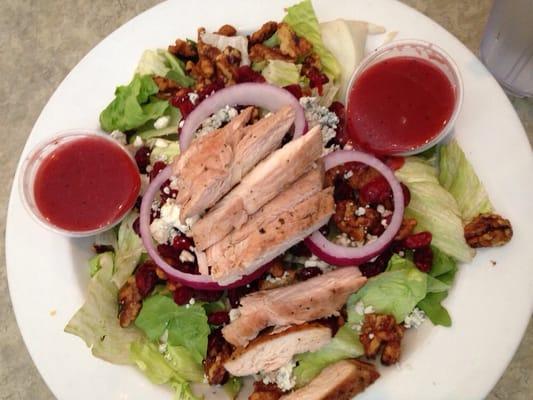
left=100, top=74, right=169, bottom=132
left=149, top=138, right=181, bottom=164
left=224, top=377, right=243, bottom=400
left=438, top=139, right=493, bottom=222
left=65, top=256, right=142, bottom=364
left=396, top=157, right=475, bottom=262
left=112, top=211, right=144, bottom=288
left=172, top=382, right=202, bottom=400
left=136, top=49, right=195, bottom=88
left=283, top=0, right=341, bottom=80
left=132, top=106, right=181, bottom=142
left=293, top=325, right=363, bottom=387
left=262, top=60, right=301, bottom=86
left=88, top=251, right=114, bottom=278
left=135, top=295, right=209, bottom=363
left=418, top=292, right=451, bottom=327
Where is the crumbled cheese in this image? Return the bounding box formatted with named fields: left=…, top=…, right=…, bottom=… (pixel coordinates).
left=404, top=308, right=426, bottom=329
left=169, top=176, right=179, bottom=190
left=344, top=170, right=354, bottom=179
left=261, top=361, right=296, bottom=392
left=229, top=308, right=241, bottom=322
left=196, top=105, right=239, bottom=136
left=398, top=251, right=405, bottom=257
left=335, top=233, right=363, bottom=248
left=188, top=92, right=199, bottom=104
left=162, top=186, right=171, bottom=195
left=368, top=333, right=375, bottom=340
left=154, top=115, right=171, bottom=130
left=158, top=343, right=168, bottom=353
left=110, top=130, right=127, bottom=144
left=150, top=200, right=199, bottom=243
left=364, top=305, right=375, bottom=314
left=381, top=218, right=388, bottom=228
left=354, top=301, right=365, bottom=315
left=366, top=234, right=378, bottom=243
left=189, top=298, right=196, bottom=305
left=132, top=135, right=144, bottom=148
left=376, top=204, right=386, bottom=215
left=178, top=120, right=185, bottom=128
left=300, top=96, right=339, bottom=149
left=154, top=138, right=169, bottom=148
left=150, top=219, right=172, bottom=244
left=355, top=207, right=366, bottom=216
left=146, top=165, right=153, bottom=173
left=304, top=254, right=333, bottom=272
left=179, top=250, right=196, bottom=263
left=265, top=271, right=288, bottom=283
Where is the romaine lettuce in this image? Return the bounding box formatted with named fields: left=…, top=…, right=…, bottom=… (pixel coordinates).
left=396, top=157, right=475, bottom=262
left=65, top=256, right=142, bottom=364
left=283, top=0, right=341, bottom=81
left=262, top=60, right=301, bottom=86
left=112, top=211, right=144, bottom=288
left=438, top=139, right=493, bottom=222
left=132, top=106, right=181, bottom=142
left=100, top=74, right=169, bottom=132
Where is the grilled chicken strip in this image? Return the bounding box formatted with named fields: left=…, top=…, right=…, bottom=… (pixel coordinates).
left=280, top=359, right=380, bottom=400
left=203, top=186, right=334, bottom=284
left=222, top=268, right=367, bottom=347
left=172, top=106, right=295, bottom=221
left=224, top=323, right=332, bottom=376
left=192, top=125, right=323, bottom=250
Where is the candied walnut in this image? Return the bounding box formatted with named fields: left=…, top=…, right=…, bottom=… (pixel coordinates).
left=394, top=218, right=417, bottom=241
left=197, top=28, right=222, bottom=60
left=333, top=200, right=381, bottom=242
left=359, top=313, right=405, bottom=366
left=464, top=213, right=513, bottom=248
left=217, top=24, right=237, bottom=36
left=249, top=21, right=279, bottom=45
left=168, top=38, right=197, bottom=59
left=302, top=52, right=322, bottom=70
left=152, top=76, right=183, bottom=99
left=118, top=277, right=142, bottom=328
left=215, top=46, right=241, bottom=84
left=249, top=381, right=283, bottom=400
left=204, top=329, right=233, bottom=385
left=324, top=162, right=381, bottom=191
left=198, top=57, right=216, bottom=78
left=249, top=44, right=293, bottom=63
left=277, top=23, right=313, bottom=59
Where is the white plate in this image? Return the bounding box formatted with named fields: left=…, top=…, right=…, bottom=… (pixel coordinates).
left=6, top=0, right=533, bottom=399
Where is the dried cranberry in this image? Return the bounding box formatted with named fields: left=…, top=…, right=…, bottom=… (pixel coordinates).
left=413, top=246, right=433, bottom=272
left=283, top=84, right=303, bottom=99
left=197, top=80, right=225, bottom=100
left=329, top=101, right=349, bottom=147
left=389, top=240, right=406, bottom=254
left=289, top=241, right=312, bottom=257
left=359, top=176, right=392, bottom=205
left=304, top=66, right=329, bottom=95
left=334, top=180, right=355, bottom=202
left=368, top=222, right=385, bottom=236
left=149, top=161, right=167, bottom=181
left=401, top=183, right=411, bottom=207
left=134, top=146, right=151, bottom=173
left=135, top=261, right=159, bottom=298
left=404, top=232, right=432, bottom=249
left=173, top=286, right=194, bottom=305
left=157, top=244, right=198, bottom=274
left=193, top=289, right=223, bottom=302
left=172, top=234, right=195, bottom=252
left=208, top=311, right=230, bottom=325
left=296, top=267, right=323, bottom=281
left=359, top=250, right=392, bottom=278
left=170, top=91, right=195, bottom=118
left=160, top=181, right=178, bottom=202
left=132, top=217, right=141, bottom=237
left=235, top=65, right=266, bottom=83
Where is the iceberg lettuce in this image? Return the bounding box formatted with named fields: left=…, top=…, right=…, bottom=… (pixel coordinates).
left=136, top=49, right=195, bottom=88
left=112, top=211, right=144, bottom=288
left=396, top=157, right=475, bottom=262
left=262, top=60, right=301, bottom=86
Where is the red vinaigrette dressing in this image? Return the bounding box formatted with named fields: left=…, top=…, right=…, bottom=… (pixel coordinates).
left=33, top=135, right=140, bottom=232
left=346, top=56, right=456, bottom=154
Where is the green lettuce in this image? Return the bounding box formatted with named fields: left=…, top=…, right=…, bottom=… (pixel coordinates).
left=224, top=377, right=243, bottom=399
left=149, top=138, right=181, bottom=164
left=347, top=255, right=428, bottom=324
left=112, top=211, right=144, bottom=288
left=438, top=139, right=493, bottom=222
left=136, top=49, right=195, bottom=88
left=293, top=325, right=363, bottom=387
left=65, top=256, right=142, bottom=364
left=262, top=60, right=301, bottom=86
left=263, top=32, right=280, bottom=48
left=396, top=157, right=475, bottom=262
left=283, top=0, right=341, bottom=80
left=88, top=251, right=114, bottom=278
left=131, top=106, right=181, bottom=142
left=135, top=295, right=209, bottom=363
left=172, top=382, right=202, bottom=400
left=100, top=74, right=169, bottom=132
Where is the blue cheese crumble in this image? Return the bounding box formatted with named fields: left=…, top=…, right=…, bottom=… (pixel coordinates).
left=149, top=200, right=199, bottom=243
left=260, top=360, right=296, bottom=392
left=404, top=307, right=426, bottom=329
left=299, top=96, right=339, bottom=150
left=196, top=105, right=239, bottom=136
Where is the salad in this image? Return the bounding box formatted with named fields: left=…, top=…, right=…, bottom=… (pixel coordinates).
left=65, top=1, right=513, bottom=399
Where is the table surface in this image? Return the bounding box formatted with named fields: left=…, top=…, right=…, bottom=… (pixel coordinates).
left=0, top=1, right=531, bottom=399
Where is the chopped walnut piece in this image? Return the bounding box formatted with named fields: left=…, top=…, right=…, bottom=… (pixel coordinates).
left=257, top=259, right=297, bottom=290
left=249, top=21, right=279, bottom=46
left=197, top=28, right=222, bottom=59
left=215, top=46, right=241, bottom=84
left=250, top=44, right=294, bottom=63
left=152, top=76, right=183, bottom=99
left=204, top=329, right=233, bottom=385
left=277, top=23, right=312, bottom=59
left=249, top=381, right=283, bottom=400
left=333, top=200, right=381, bottom=242
left=118, top=277, right=142, bottom=328
left=359, top=313, right=405, bottom=366
left=394, top=218, right=418, bottom=241
left=464, top=213, right=513, bottom=248
left=168, top=38, right=197, bottom=59
left=217, top=24, right=237, bottom=36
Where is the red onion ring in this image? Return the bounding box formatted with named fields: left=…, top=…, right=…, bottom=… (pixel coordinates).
left=179, top=82, right=306, bottom=152
left=304, top=150, right=405, bottom=266
left=139, top=165, right=272, bottom=289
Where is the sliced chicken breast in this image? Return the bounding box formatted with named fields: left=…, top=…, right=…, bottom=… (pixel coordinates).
left=280, top=359, right=380, bottom=400
left=192, top=125, right=323, bottom=250
left=224, top=323, right=332, bottom=376
left=222, top=268, right=367, bottom=347
left=173, top=106, right=295, bottom=221
left=204, top=186, right=334, bottom=284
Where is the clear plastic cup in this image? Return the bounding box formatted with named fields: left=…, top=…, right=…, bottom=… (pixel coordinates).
left=346, top=39, right=464, bottom=155
left=19, top=130, right=139, bottom=237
